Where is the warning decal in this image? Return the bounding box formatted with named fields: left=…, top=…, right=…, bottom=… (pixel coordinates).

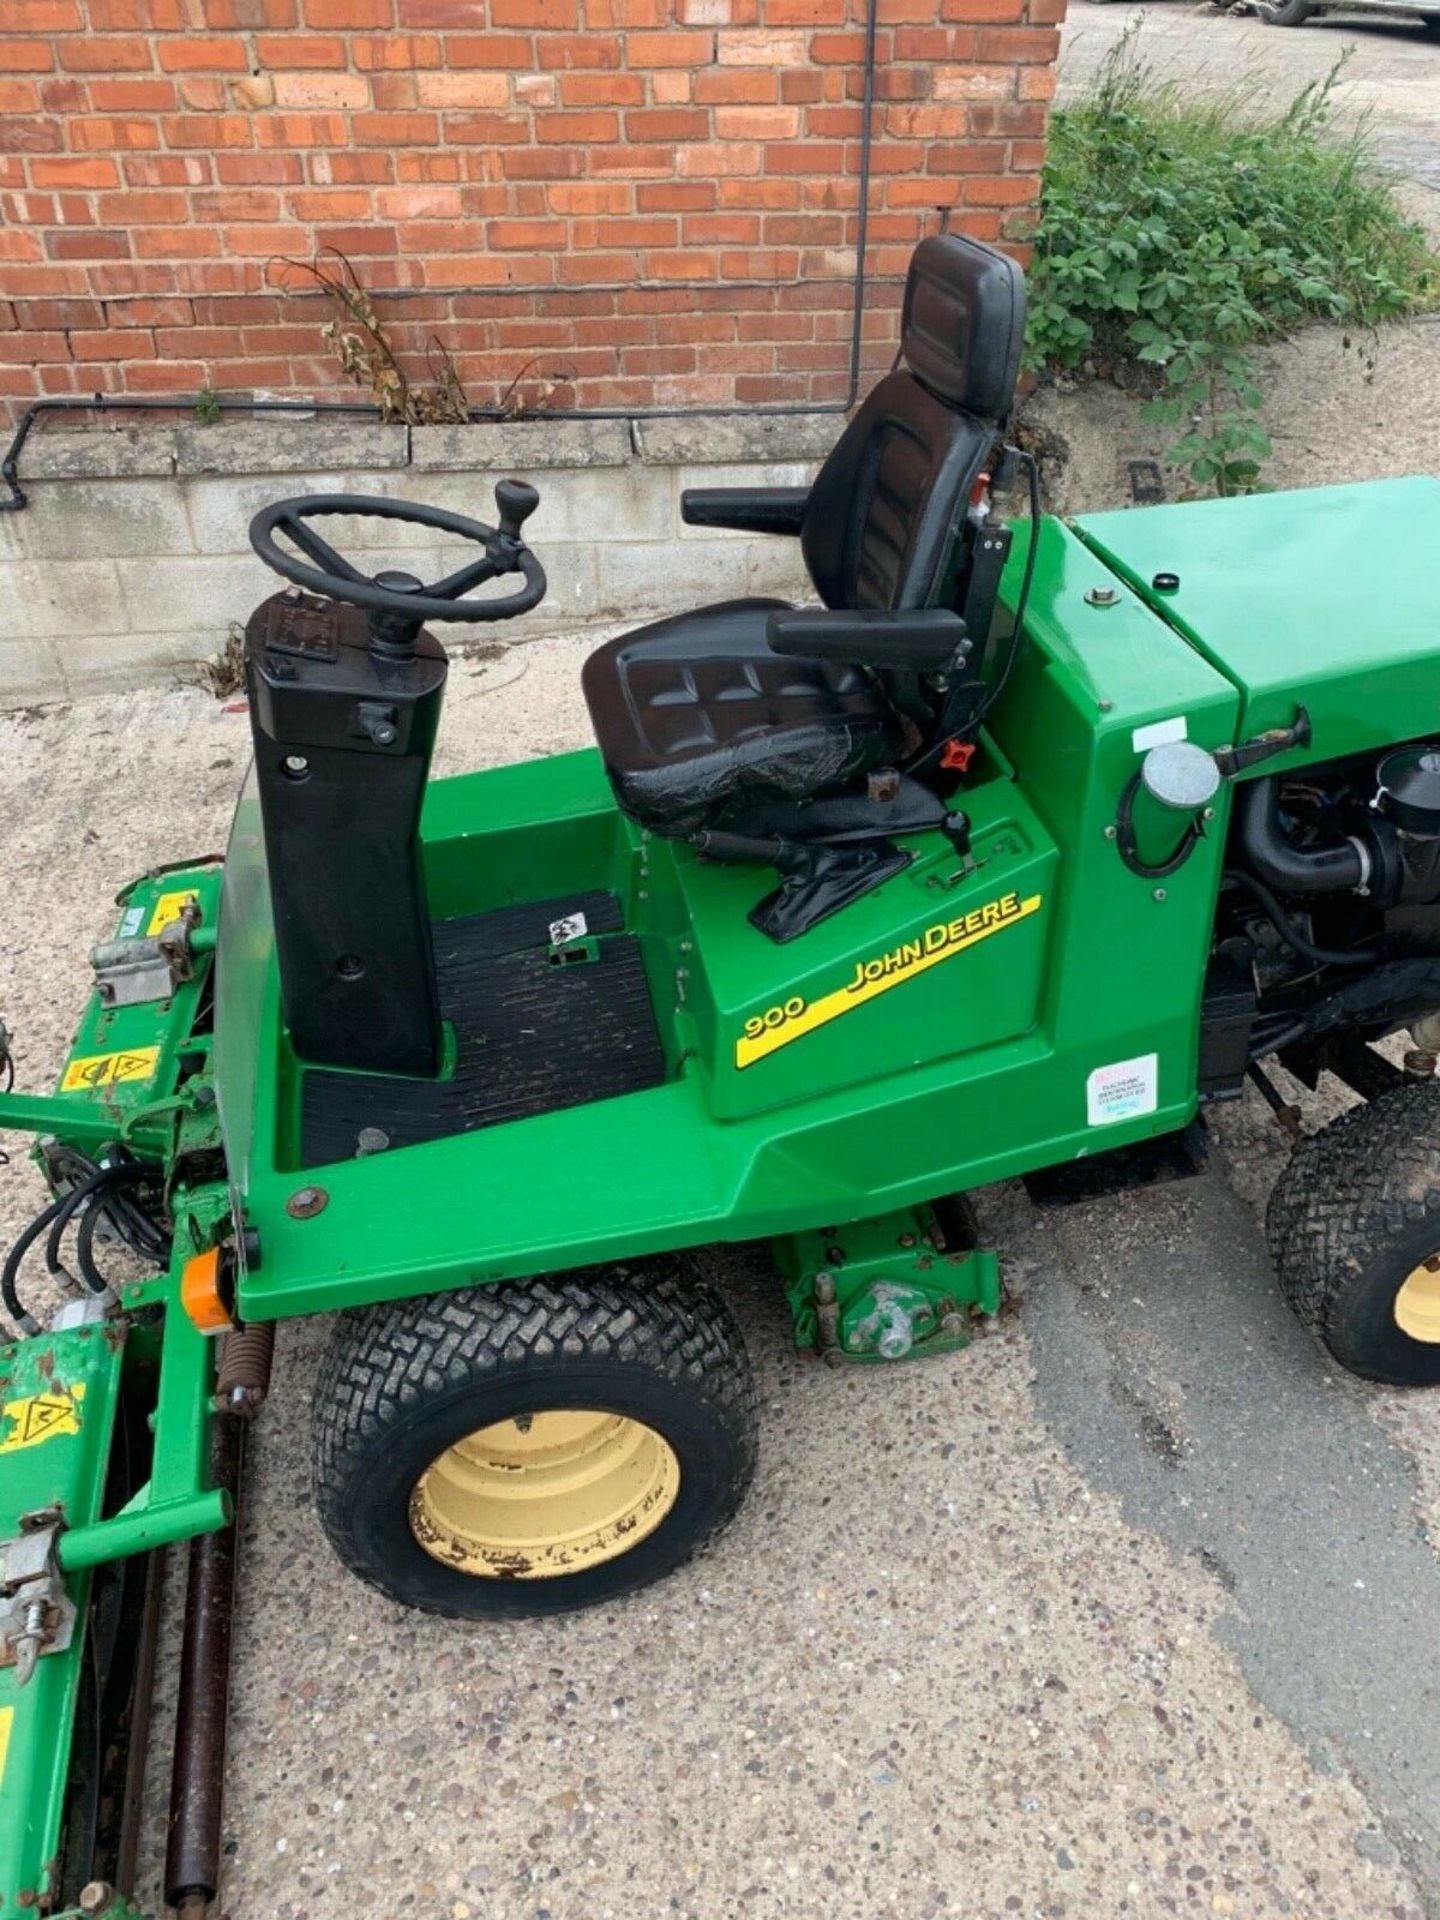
left=147, top=889, right=198, bottom=936
left=1086, top=1053, right=1159, bottom=1127
left=0, top=1383, right=87, bottom=1455
left=60, top=1046, right=161, bottom=1094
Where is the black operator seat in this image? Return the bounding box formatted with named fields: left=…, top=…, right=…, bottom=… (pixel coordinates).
left=579, top=232, right=1029, bottom=936
left=582, top=234, right=1026, bottom=836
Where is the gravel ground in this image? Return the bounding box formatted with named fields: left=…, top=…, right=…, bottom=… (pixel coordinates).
left=1, top=651, right=1438, bottom=1920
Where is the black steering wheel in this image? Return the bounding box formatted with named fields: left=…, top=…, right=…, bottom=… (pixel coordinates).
left=248, top=482, right=547, bottom=647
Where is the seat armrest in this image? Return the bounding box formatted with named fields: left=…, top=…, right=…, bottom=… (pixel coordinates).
left=680, top=486, right=810, bottom=536
left=766, top=606, right=968, bottom=672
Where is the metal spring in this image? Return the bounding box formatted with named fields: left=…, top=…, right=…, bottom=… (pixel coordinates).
left=215, top=1322, right=276, bottom=1416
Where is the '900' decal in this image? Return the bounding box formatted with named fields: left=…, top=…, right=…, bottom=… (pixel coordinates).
left=735, top=890, right=1043, bottom=1070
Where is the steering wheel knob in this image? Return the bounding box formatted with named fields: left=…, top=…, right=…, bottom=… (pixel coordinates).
left=495, top=478, right=540, bottom=540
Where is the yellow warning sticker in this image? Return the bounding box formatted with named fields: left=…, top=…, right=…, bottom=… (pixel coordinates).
left=735, top=890, right=1044, bottom=1070
left=60, top=1046, right=161, bottom=1094
left=0, top=1707, right=11, bottom=1789
left=147, top=889, right=198, bottom=936
left=0, top=1383, right=87, bottom=1455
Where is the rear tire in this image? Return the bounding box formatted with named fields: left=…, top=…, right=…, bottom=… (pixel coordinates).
left=1263, top=1089, right=1368, bottom=1273
left=1259, top=0, right=1315, bottom=23
left=312, top=1263, right=758, bottom=1618
left=1268, top=1081, right=1440, bottom=1385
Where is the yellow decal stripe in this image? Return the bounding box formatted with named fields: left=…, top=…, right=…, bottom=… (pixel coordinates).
left=60, top=1046, right=161, bottom=1094
left=0, top=1707, right=12, bottom=1789
left=736, top=891, right=1043, bottom=1070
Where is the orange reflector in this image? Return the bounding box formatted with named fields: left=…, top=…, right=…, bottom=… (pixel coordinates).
left=180, top=1246, right=234, bottom=1334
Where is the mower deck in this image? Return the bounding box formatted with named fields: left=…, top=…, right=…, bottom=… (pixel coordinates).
left=300, top=891, right=667, bottom=1163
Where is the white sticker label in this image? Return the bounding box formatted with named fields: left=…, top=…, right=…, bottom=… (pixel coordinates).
left=548, top=911, right=589, bottom=947
left=118, top=906, right=145, bottom=938
left=1087, top=1053, right=1158, bottom=1127
left=1132, top=715, right=1188, bottom=754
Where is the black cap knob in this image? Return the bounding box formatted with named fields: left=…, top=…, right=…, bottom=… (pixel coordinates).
left=495, top=477, right=540, bottom=540
left=367, top=570, right=426, bottom=659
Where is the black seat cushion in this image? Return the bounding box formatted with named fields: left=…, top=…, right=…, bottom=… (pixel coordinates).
left=581, top=598, right=904, bottom=838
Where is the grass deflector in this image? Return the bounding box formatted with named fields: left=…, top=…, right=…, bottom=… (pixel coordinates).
left=6, top=235, right=1440, bottom=1918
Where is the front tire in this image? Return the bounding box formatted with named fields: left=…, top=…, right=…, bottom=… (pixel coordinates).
left=1268, top=1081, right=1440, bottom=1386
left=312, top=1263, right=758, bottom=1618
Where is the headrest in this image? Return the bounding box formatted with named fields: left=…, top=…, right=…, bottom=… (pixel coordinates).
left=900, top=233, right=1026, bottom=422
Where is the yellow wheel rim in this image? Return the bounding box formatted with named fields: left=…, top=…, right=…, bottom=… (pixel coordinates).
left=409, top=1408, right=681, bottom=1580
left=1395, top=1257, right=1440, bottom=1344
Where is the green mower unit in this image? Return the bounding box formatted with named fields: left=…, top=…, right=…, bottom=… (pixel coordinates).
left=7, top=234, right=1440, bottom=1917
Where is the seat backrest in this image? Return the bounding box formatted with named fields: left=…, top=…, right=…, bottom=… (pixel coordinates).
left=800, top=234, right=1026, bottom=613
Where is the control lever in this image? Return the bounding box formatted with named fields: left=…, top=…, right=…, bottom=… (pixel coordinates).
left=495, top=478, right=540, bottom=542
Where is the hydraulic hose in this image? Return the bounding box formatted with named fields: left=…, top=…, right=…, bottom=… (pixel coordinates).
left=43, top=1160, right=149, bottom=1292
left=1235, top=776, right=1366, bottom=895
left=1223, top=868, right=1379, bottom=969
left=2, top=1198, right=63, bottom=1337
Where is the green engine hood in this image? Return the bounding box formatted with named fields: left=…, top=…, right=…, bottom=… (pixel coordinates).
left=1073, top=475, right=1440, bottom=766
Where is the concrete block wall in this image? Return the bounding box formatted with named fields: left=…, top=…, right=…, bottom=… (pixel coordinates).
left=0, top=410, right=831, bottom=706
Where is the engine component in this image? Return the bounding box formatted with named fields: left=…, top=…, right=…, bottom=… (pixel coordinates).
left=778, top=1202, right=999, bottom=1365
left=1116, top=740, right=1223, bottom=880
left=1225, top=868, right=1378, bottom=969
left=1198, top=943, right=1258, bottom=1099
left=1235, top=775, right=1373, bottom=896
left=1376, top=745, right=1440, bottom=836
left=1374, top=745, right=1440, bottom=905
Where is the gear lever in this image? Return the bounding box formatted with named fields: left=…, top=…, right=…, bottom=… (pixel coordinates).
left=495, top=478, right=540, bottom=542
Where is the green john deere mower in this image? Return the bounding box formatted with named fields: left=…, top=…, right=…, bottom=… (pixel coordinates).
left=6, top=233, right=1440, bottom=1917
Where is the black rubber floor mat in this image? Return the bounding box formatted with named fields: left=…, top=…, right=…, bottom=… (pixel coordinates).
left=299, top=891, right=665, bottom=1166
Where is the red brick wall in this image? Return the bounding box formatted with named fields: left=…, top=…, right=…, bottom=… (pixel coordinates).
left=0, top=0, right=1060, bottom=417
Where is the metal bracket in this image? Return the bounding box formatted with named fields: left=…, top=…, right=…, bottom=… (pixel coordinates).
left=1213, top=705, right=1312, bottom=779
left=0, top=1520, right=76, bottom=1687
left=777, top=1199, right=1001, bottom=1366
left=91, top=896, right=204, bottom=1008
